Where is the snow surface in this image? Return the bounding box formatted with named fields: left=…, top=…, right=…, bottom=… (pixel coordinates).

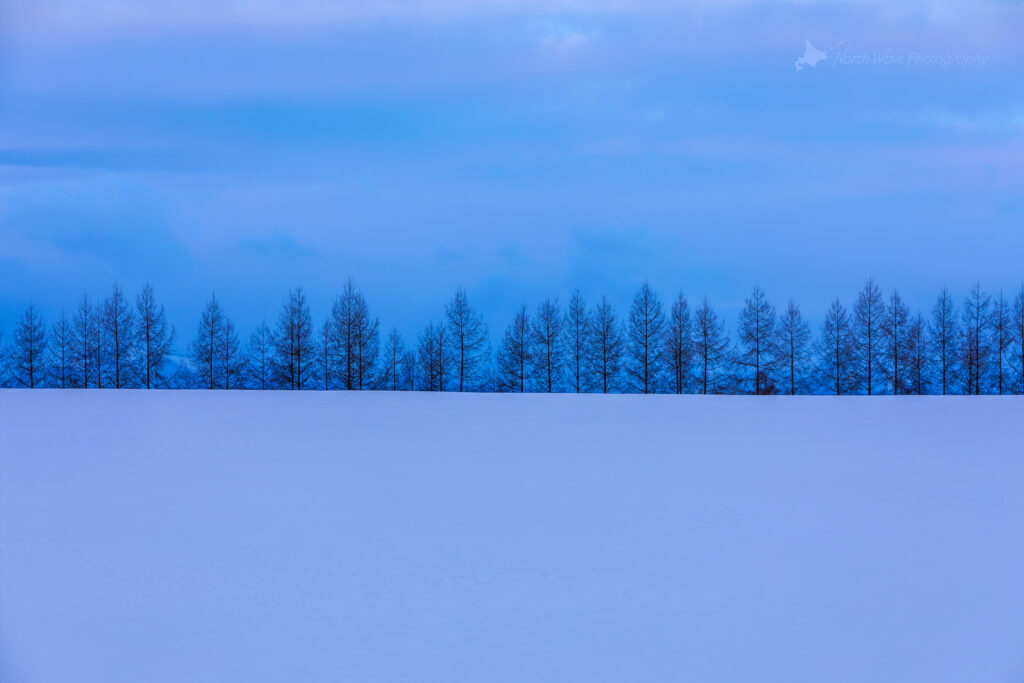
left=1, top=391, right=1023, bottom=683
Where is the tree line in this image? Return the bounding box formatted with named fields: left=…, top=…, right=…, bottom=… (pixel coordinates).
left=2, top=278, right=1023, bottom=395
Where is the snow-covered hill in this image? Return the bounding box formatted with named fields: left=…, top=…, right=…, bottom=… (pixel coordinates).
left=2, top=391, right=1023, bottom=683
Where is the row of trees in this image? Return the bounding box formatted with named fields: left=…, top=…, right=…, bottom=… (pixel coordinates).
left=3, top=278, right=1023, bottom=395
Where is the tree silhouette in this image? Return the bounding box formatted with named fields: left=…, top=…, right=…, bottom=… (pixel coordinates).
left=496, top=305, right=532, bottom=393
left=563, top=289, right=590, bottom=393
left=692, top=298, right=730, bottom=395
left=272, top=288, right=317, bottom=390
left=531, top=298, right=564, bottom=393
left=853, top=277, right=885, bottom=395
left=626, top=282, right=664, bottom=394
left=135, top=283, right=175, bottom=389
left=11, top=305, right=47, bottom=389
left=446, top=288, right=489, bottom=392
left=776, top=299, right=811, bottom=395
left=736, top=287, right=777, bottom=395
left=816, top=299, right=856, bottom=395
left=662, top=293, right=693, bottom=394
left=929, top=287, right=958, bottom=395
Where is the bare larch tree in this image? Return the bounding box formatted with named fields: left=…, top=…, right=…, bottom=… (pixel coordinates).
left=272, top=288, right=317, bottom=390
left=71, top=294, right=95, bottom=388
left=626, top=282, right=665, bottom=394
left=380, top=328, right=407, bottom=391
left=991, top=290, right=1012, bottom=395
left=190, top=295, right=227, bottom=389
left=416, top=322, right=451, bottom=391
left=325, top=279, right=379, bottom=390
left=928, top=287, right=958, bottom=395
left=736, top=286, right=777, bottom=395
left=48, top=311, right=75, bottom=388
left=11, top=304, right=47, bottom=388
left=563, top=289, right=590, bottom=393
left=101, top=282, right=135, bottom=388
left=905, top=313, right=929, bottom=395
left=815, top=299, right=856, bottom=395
left=496, top=305, right=532, bottom=393
left=531, top=298, right=564, bottom=392
left=1012, top=285, right=1024, bottom=394
left=352, top=286, right=380, bottom=390
left=959, top=282, right=991, bottom=395
left=776, top=299, right=812, bottom=395
left=91, top=306, right=107, bottom=388
left=661, top=292, right=693, bottom=394
left=446, top=288, right=489, bottom=392
left=692, top=297, right=730, bottom=395
left=134, top=283, right=175, bottom=389
left=587, top=296, right=623, bottom=394
left=853, top=277, right=885, bottom=395
left=221, top=316, right=242, bottom=389
left=246, top=322, right=274, bottom=390
left=880, top=289, right=911, bottom=395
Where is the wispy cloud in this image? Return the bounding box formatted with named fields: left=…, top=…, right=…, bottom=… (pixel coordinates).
left=1, top=0, right=1022, bottom=333
left=921, top=109, right=1024, bottom=134
left=7, top=0, right=1023, bottom=40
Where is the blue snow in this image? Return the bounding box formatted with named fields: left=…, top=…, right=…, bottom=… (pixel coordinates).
left=2, top=391, right=1023, bottom=682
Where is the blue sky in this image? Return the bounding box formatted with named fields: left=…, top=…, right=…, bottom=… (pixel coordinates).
left=0, top=0, right=1021, bottom=341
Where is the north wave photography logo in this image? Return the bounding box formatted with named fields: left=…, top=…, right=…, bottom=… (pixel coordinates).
left=795, top=39, right=988, bottom=71
left=794, top=40, right=829, bottom=71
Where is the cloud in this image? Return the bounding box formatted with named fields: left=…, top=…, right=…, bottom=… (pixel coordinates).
left=0, top=175, right=193, bottom=279
left=921, top=109, right=1024, bottom=134
left=4, top=0, right=1018, bottom=112
left=239, top=232, right=315, bottom=258
left=5, top=0, right=613, bottom=40
left=2, top=0, right=1022, bottom=335
left=6, top=0, right=1022, bottom=42
left=532, top=22, right=598, bottom=49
